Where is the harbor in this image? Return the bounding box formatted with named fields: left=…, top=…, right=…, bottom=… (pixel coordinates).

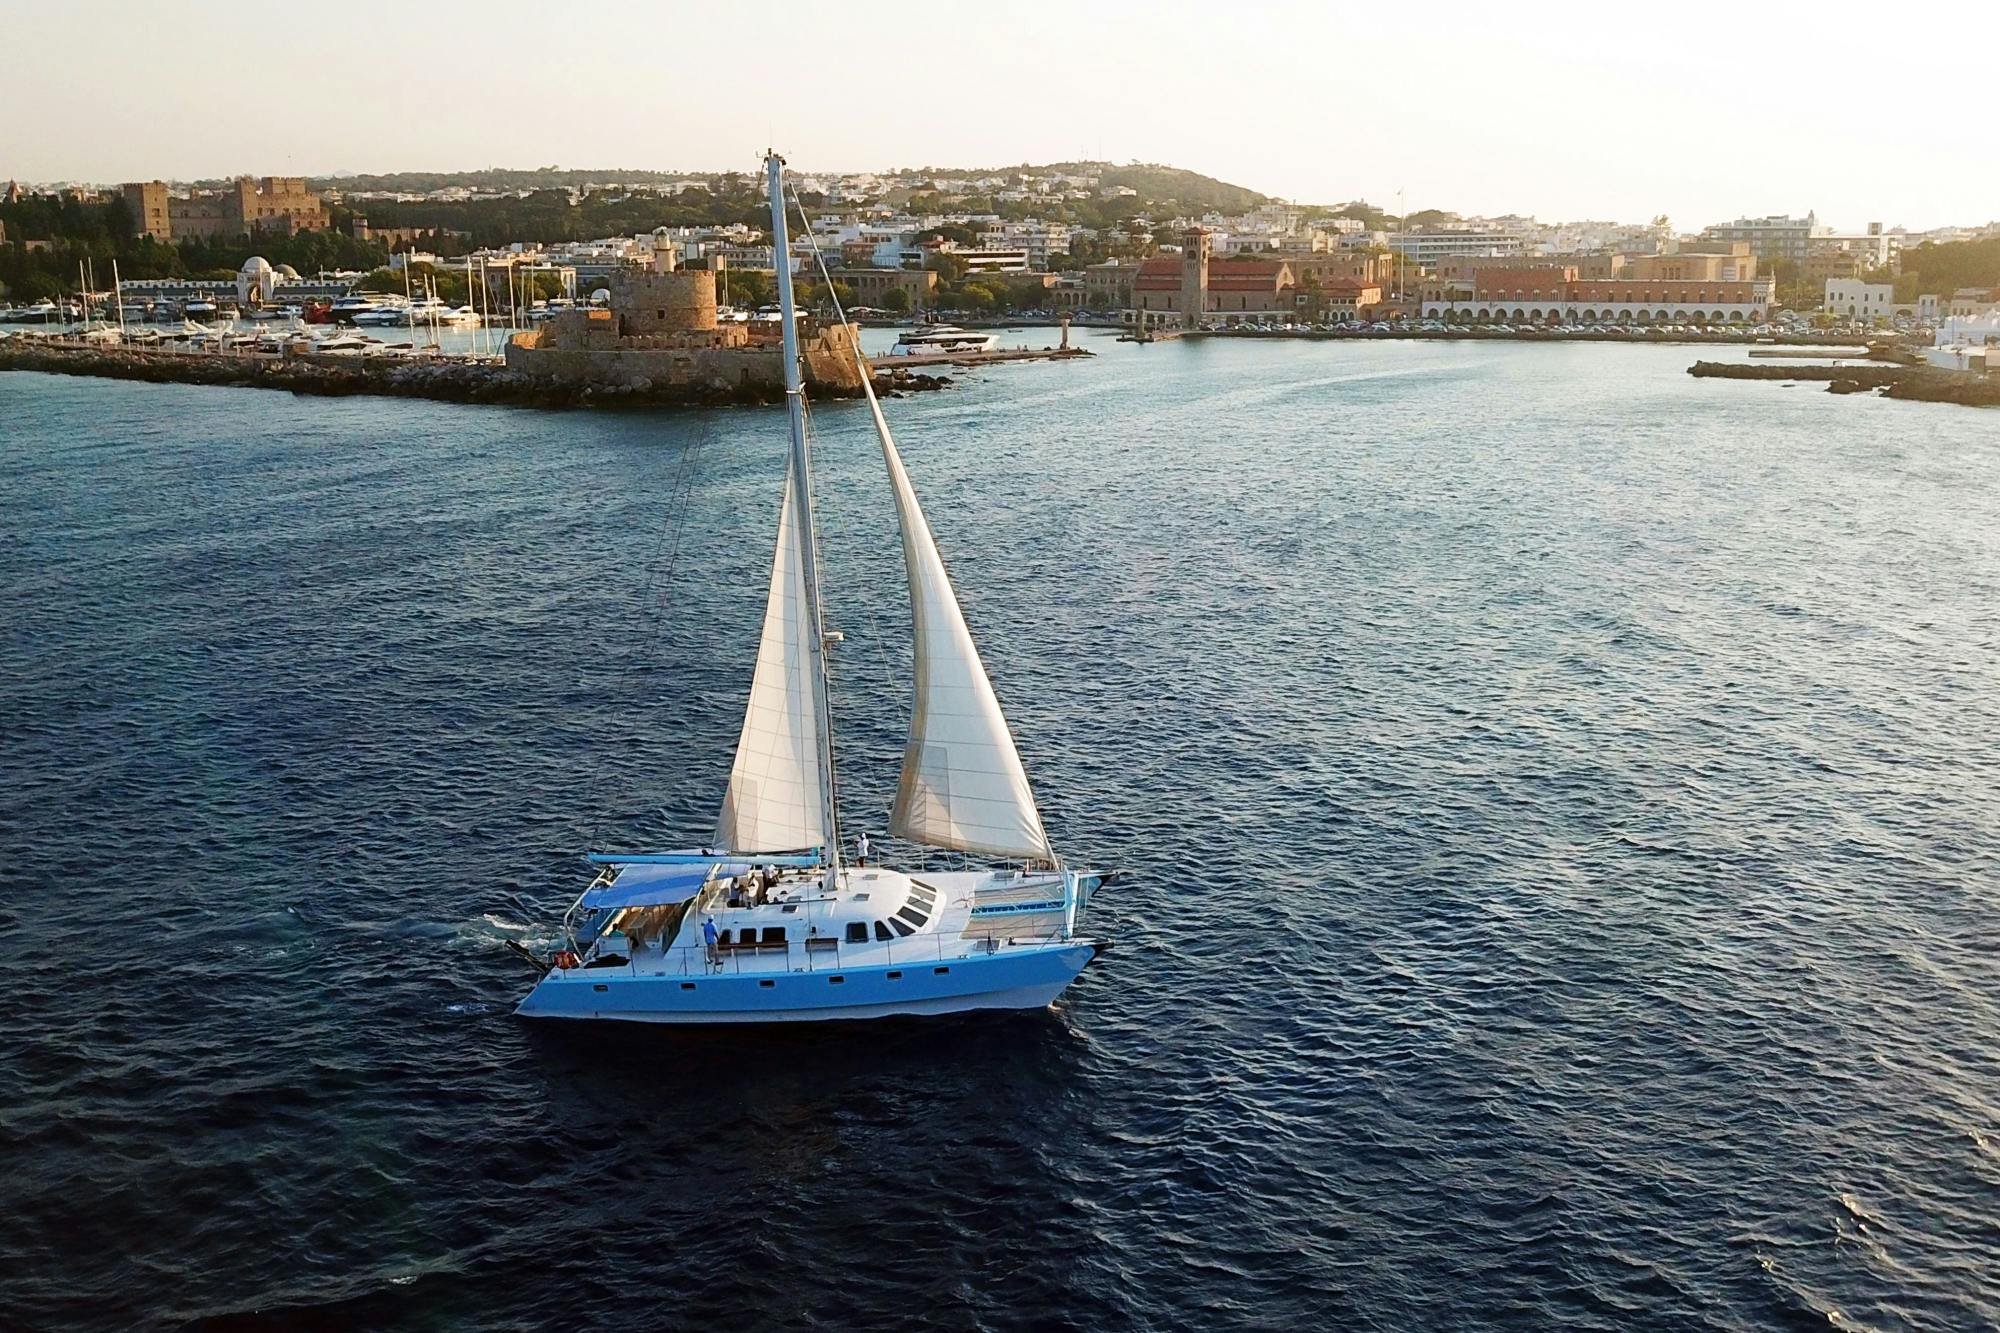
left=7, top=3, right=2000, bottom=1325
left=0, top=330, right=959, bottom=407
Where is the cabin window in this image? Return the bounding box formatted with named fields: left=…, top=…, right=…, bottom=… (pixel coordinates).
left=781, top=904, right=797, bottom=913
left=886, top=971, right=902, bottom=980
left=593, top=984, right=608, bottom=992
left=759, top=979, right=774, bottom=988
left=717, top=929, right=732, bottom=945
left=934, top=966, right=950, bottom=975
left=680, top=982, right=695, bottom=991
left=895, top=906, right=926, bottom=928
left=761, top=927, right=787, bottom=944
left=874, top=922, right=894, bottom=941
left=890, top=918, right=915, bottom=937
left=829, top=976, right=845, bottom=985
left=845, top=923, right=869, bottom=943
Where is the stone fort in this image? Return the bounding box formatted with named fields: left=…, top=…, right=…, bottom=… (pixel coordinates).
left=505, top=234, right=865, bottom=397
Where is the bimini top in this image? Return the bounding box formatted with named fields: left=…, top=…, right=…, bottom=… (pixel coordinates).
left=581, top=861, right=751, bottom=911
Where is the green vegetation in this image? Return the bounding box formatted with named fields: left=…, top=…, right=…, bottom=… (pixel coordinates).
left=1091, top=163, right=1267, bottom=214
left=353, top=184, right=772, bottom=248
left=334, top=160, right=1271, bottom=249
left=1892, top=236, right=2000, bottom=302
left=715, top=268, right=773, bottom=308
left=931, top=275, right=1061, bottom=314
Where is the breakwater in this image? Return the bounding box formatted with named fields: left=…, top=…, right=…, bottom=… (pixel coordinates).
left=0, top=340, right=951, bottom=408
left=1688, top=359, right=2000, bottom=407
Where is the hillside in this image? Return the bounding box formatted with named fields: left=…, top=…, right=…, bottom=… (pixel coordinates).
left=303, top=160, right=1272, bottom=216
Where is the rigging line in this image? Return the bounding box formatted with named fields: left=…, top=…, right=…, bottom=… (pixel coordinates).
left=796, top=390, right=845, bottom=857
left=579, top=413, right=713, bottom=855
left=790, top=186, right=898, bottom=853
left=791, top=188, right=901, bottom=861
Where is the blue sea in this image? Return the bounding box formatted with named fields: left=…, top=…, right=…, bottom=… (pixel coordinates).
left=2, top=332, right=1997, bottom=1331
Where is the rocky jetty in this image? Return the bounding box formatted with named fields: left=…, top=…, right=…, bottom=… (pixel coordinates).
left=0, top=341, right=951, bottom=409
left=1688, top=359, right=2000, bottom=408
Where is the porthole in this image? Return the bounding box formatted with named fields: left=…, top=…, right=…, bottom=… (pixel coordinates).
left=680, top=982, right=695, bottom=991
left=886, top=971, right=902, bottom=980
left=759, top=979, right=774, bottom=988
left=933, top=966, right=950, bottom=975
left=829, top=975, right=845, bottom=985
left=593, top=984, right=608, bottom=993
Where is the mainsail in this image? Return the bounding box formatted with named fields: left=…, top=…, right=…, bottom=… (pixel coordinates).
left=862, top=392, right=1055, bottom=863
left=714, top=463, right=829, bottom=853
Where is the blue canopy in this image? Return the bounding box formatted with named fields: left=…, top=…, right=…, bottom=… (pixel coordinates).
left=581, top=861, right=752, bottom=911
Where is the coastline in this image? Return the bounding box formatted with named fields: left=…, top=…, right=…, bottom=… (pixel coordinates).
left=0, top=339, right=953, bottom=409
left=1687, top=359, right=2000, bottom=407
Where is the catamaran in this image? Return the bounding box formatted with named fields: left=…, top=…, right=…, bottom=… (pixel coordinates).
left=513, top=152, right=1108, bottom=1024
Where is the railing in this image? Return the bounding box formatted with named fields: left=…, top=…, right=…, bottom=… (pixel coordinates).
left=563, top=929, right=1069, bottom=982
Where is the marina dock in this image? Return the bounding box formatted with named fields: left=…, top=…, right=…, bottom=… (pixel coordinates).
left=873, top=345, right=1093, bottom=370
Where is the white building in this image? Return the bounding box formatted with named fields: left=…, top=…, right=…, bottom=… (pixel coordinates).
left=1824, top=278, right=1895, bottom=322
left=1388, top=229, right=1524, bottom=264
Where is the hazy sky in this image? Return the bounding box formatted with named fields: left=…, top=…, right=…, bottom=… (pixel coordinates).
left=5, top=0, right=1995, bottom=231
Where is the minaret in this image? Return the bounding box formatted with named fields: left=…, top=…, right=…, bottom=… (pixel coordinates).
left=1180, top=227, right=1210, bottom=330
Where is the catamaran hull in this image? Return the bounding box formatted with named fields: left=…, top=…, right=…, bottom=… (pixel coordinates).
left=515, top=943, right=1095, bottom=1025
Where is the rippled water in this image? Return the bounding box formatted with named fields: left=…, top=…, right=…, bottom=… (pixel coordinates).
left=3, top=335, right=1998, bottom=1331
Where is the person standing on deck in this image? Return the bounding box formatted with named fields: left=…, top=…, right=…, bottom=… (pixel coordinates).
left=855, top=831, right=872, bottom=866
left=702, top=917, right=720, bottom=967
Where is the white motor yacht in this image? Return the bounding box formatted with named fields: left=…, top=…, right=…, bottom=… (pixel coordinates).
left=329, top=293, right=396, bottom=324
left=352, top=299, right=412, bottom=327
left=892, top=325, right=1000, bottom=354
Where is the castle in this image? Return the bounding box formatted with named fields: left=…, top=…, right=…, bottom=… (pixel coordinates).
left=119, top=177, right=329, bottom=242
left=504, top=233, right=866, bottom=398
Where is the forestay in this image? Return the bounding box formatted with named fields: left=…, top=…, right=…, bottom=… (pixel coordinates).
left=715, top=464, right=829, bottom=853
left=862, top=392, right=1054, bottom=862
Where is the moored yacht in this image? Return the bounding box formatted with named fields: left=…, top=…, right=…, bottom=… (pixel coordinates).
left=353, top=298, right=412, bottom=326
left=892, top=324, right=1000, bottom=354
left=330, top=293, right=397, bottom=323
left=512, top=151, right=1109, bottom=1025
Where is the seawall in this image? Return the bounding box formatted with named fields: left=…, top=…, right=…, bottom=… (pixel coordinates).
left=0, top=340, right=948, bottom=409
left=1688, top=359, right=2000, bottom=407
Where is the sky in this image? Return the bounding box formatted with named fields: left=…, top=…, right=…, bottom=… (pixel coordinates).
left=3, top=0, right=1996, bottom=232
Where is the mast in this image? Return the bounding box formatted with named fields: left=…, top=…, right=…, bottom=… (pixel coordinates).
left=765, top=150, right=842, bottom=882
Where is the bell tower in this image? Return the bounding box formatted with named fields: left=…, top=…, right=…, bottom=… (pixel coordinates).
left=1180, top=228, right=1210, bottom=329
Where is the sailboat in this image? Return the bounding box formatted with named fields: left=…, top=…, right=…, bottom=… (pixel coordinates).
left=514, top=152, right=1108, bottom=1024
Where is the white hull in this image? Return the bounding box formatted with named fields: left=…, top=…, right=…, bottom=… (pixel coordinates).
left=517, top=941, right=1095, bottom=1026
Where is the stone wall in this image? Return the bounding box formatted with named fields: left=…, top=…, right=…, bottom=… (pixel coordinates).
left=613, top=269, right=719, bottom=334
left=504, top=322, right=866, bottom=397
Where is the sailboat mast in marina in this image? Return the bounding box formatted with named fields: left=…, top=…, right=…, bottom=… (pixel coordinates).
left=514, top=151, right=1109, bottom=1025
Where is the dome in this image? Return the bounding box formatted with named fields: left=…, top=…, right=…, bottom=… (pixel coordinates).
left=275, top=263, right=300, bottom=279
left=236, top=256, right=278, bottom=306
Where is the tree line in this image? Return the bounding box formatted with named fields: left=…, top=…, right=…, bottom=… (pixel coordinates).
left=1892, top=236, right=2000, bottom=302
